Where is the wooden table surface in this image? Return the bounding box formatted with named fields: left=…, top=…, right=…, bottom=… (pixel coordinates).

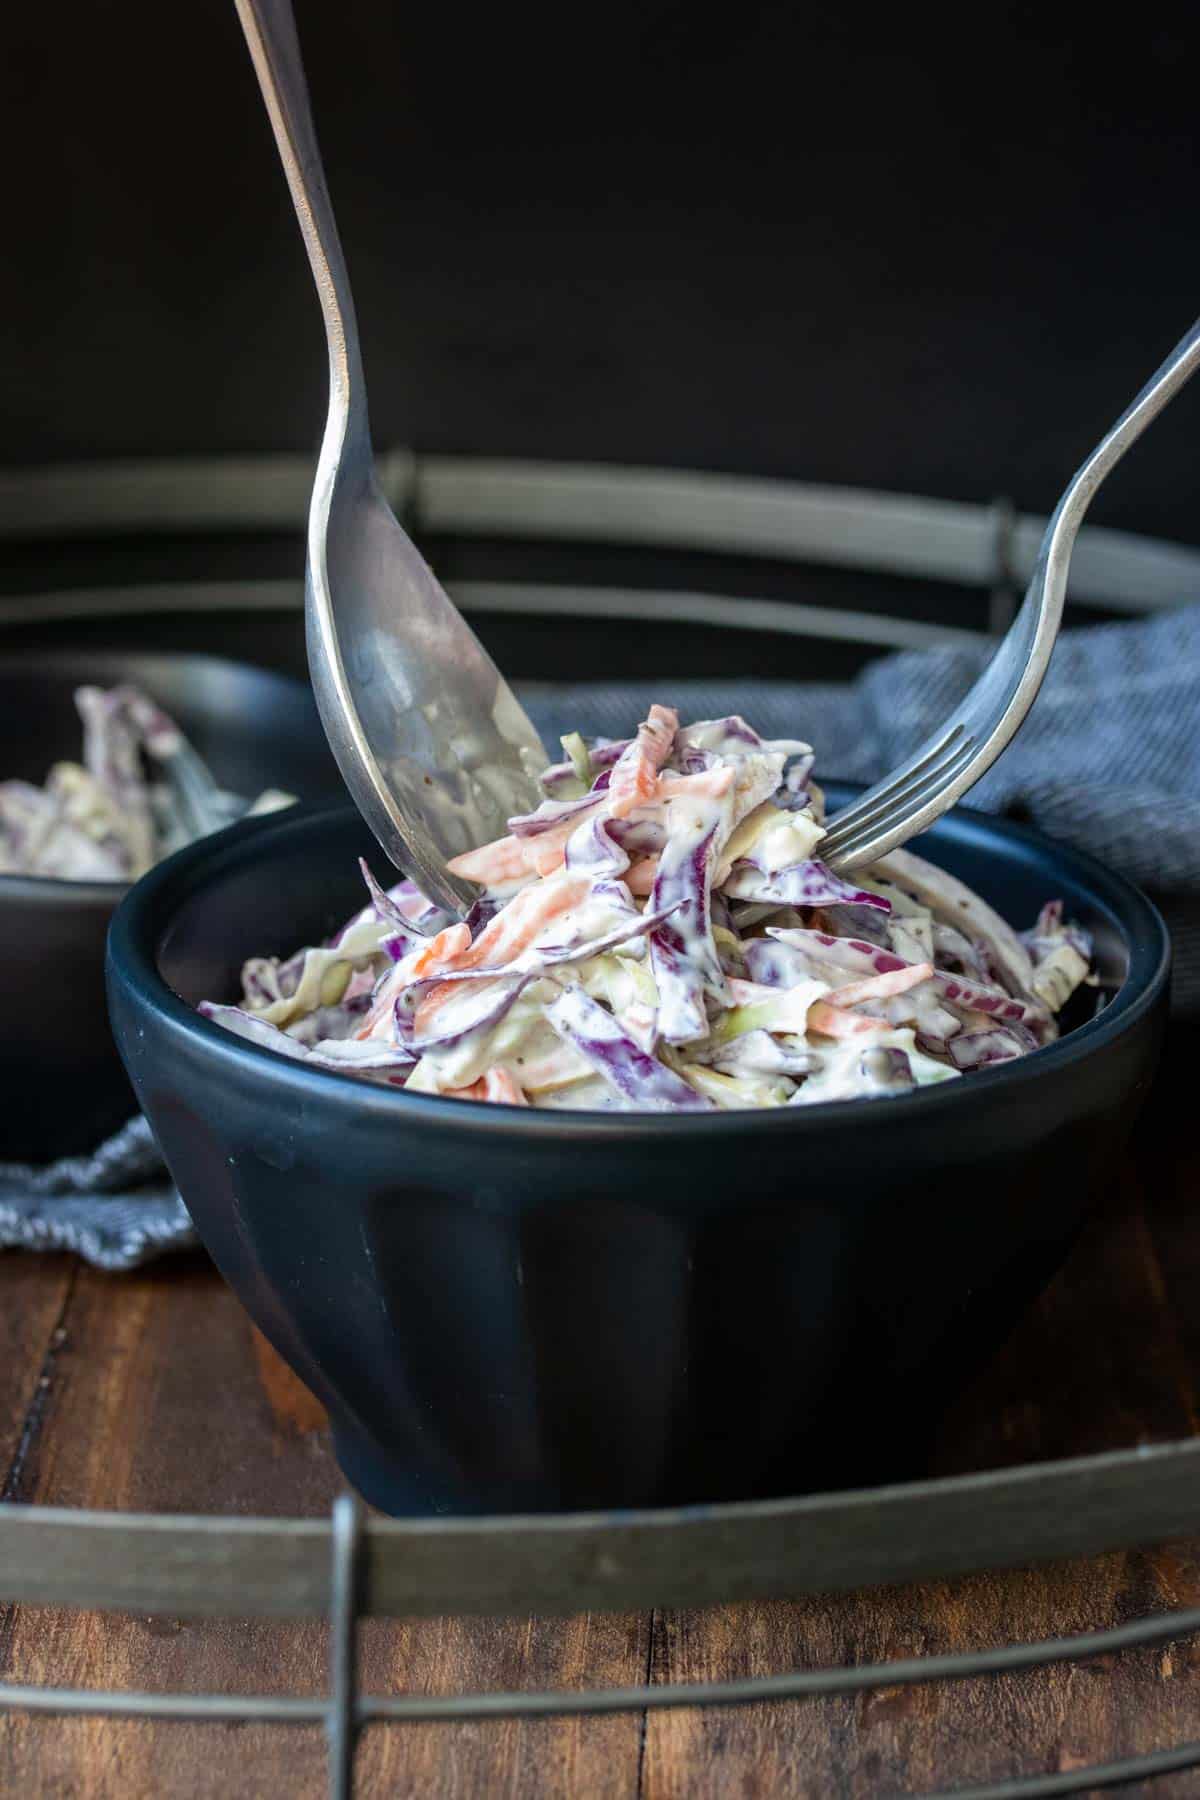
left=1, top=1043, right=1199, bottom=1800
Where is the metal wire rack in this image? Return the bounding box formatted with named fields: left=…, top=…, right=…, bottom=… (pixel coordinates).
left=1, top=453, right=1198, bottom=650
left=5, top=1439, right=1200, bottom=1800
left=2, top=456, right=1198, bottom=1796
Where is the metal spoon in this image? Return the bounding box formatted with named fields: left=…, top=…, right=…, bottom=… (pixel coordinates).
left=235, top=0, right=546, bottom=918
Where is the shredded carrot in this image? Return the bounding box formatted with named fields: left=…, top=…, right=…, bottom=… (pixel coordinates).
left=828, top=962, right=934, bottom=1008
left=656, top=767, right=735, bottom=802
left=808, top=1000, right=892, bottom=1039
left=608, top=704, right=679, bottom=818
left=411, top=974, right=479, bottom=1037
left=520, top=803, right=620, bottom=877
left=396, top=874, right=594, bottom=1039
left=446, top=1076, right=487, bottom=1100
left=527, top=837, right=568, bottom=878
left=457, top=873, right=591, bottom=972
left=446, top=833, right=530, bottom=886
left=413, top=922, right=472, bottom=976
left=448, top=806, right=593, bottom=886
left=482, top=1067, right=527, bottom=1104
left=610, top=762, right=660, bottom=818
left=625, top=856, right=660, bottom=896
left=447, top=1066, right=528, bottom=1105
left=354, top=923, right=471, bottom=1038
left=354, top=996, right=392, bottom=1042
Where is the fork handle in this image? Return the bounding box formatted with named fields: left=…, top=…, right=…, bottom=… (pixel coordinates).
left=820, top=313, right=1200, bottom=870
left=234, top=0, right=368, bottom=442
left=1064, top=317, right=1200, bottom=512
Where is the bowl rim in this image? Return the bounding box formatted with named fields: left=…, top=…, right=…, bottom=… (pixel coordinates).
left=0, top=649, right=312, bottom=907
left=108, top=793, right=1172, bottom=1137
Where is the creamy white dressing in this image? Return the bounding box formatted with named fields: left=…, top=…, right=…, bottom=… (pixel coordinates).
left=791, top=1028, right=959, bottom=1106
left=208, top=707, right=1092, bottom=1110
left=248, top=914, right=395, bottom=1028
left=718, top=801, right=825, bottom=883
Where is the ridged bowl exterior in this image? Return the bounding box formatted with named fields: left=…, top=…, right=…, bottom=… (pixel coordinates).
left=107, top=794, right=1169, bottom=1515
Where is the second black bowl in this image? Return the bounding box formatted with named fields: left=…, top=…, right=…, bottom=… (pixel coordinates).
left=108, top=793, right=1169, bottom=1515
left=0, top=651, right=343, bottom=1161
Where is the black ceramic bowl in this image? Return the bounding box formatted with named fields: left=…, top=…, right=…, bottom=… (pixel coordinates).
left=107, top=794, right=1169, bottom=1516
left=1, top=652, right=343, bottom=1161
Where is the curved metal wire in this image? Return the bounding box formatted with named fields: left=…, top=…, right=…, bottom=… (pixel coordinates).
left=2, top=1497, right=1200, bottom=1798
left=0, top=454, right=1198, bottom=618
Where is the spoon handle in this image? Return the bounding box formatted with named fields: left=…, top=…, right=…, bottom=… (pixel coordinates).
left=234, top=0, right=367, bottom=438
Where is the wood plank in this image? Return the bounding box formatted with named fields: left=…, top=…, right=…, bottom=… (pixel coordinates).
left=642, top=1550, right=1200, bottom=1798
left=643, top=1144, right=1200, bottom=1798
left=0, top=1255, right=76, bottom=1488
left=0, top=1253, right=645, bottom=1799
left=356, top=1610, right=646, bottom=1800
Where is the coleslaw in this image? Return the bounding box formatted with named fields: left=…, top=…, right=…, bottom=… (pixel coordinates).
left=0, top=684, right=291, bottom=882
left=202, top=704, right=1095, bottom=1110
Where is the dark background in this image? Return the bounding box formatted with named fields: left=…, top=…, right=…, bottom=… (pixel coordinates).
left=4, top=2, right=1199, bottom=541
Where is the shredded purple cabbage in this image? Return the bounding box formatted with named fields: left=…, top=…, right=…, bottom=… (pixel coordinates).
left=200, top=705, right=1093, bottom=1110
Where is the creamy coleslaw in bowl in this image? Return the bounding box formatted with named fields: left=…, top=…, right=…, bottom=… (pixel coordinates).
left=200, top=704, right=1095, bottom=1111
left=0, top=683, right=291, bottom=883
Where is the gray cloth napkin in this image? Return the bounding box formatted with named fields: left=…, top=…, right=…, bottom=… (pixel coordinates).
left=5, top=603, right=1196, bottom=1268
left=0, top=1117, right=195, bottom=1269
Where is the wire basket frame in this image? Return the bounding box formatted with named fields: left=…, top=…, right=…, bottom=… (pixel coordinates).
left=1, top=457, right=1197, bottom=1794
left=3, top=1492, right=1200, bottom=1800
left=5, top=1441, right=1200, bottom=1799
left=0, top=455, right=1197, bottom=651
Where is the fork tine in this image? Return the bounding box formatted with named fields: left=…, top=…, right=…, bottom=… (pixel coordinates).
left=820, top=745, right=978, bottom=864
left=827, top=733, right=977, bottom=847
left=834, top=730, right=978, bottom=849
left=821, top=728, right=965, bottom=845
left=821, top=729, right=972, bottom=852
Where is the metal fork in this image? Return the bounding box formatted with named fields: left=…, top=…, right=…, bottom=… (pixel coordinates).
left=820, top=317, right=1200, bottom=871
left=235, top=0, right=547, bottom=918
